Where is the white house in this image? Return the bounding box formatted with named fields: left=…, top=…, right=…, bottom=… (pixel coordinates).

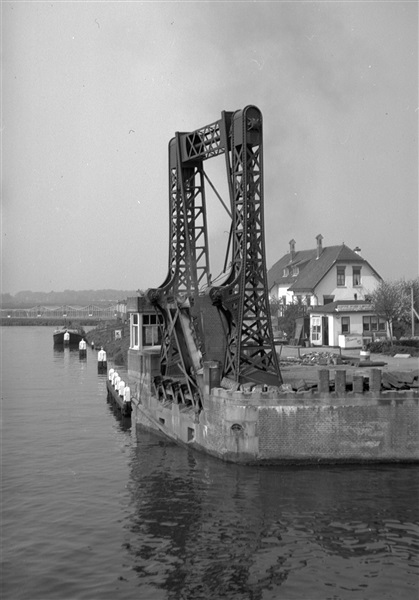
left=268, top=234, right=382, bottom=310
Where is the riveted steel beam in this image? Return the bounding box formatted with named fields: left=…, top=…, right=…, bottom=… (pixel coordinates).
left=147, top=106, right=282, bottom=408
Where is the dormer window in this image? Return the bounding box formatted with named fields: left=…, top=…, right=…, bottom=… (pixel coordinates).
left=283, top=267, right=289, bottom=277
left=292, top=266, right=299, bottom=276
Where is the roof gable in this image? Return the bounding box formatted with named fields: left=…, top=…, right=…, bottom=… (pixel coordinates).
left=268, top=244, right=381, bottom=293
left=267, top=249, right=316, bottom=289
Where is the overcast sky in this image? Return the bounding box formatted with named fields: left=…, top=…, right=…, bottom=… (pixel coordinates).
left=2, top=1, right=418, bottom=295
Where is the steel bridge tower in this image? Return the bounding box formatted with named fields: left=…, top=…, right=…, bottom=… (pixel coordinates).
left=148, top=106, right=282, bottom=409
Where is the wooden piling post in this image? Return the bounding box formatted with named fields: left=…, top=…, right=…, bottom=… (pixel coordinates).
left=335, top=370, right=346, bottom=394
left=353, top=374, right=364, bottom=394
left=318, top=369, right=330, bottom=394
left=369, top=369, right=382, bottom=392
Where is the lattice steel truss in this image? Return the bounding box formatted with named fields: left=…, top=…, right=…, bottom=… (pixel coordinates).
left=147, top=106, right=282, bottom=408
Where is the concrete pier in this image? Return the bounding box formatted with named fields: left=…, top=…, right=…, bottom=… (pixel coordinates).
left=129, top=361, right=419, bottom=465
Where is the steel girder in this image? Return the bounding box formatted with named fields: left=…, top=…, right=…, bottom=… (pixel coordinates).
left=147, top=106, right=282, bottom=406
left=210, top=106, right=282, bottom=386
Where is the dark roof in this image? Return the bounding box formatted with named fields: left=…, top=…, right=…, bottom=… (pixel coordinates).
left=126, top=295, right=154, bottom=313
left=267, top=244, right=381, bottom=293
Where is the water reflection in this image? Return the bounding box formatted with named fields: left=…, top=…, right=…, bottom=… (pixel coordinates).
left=106, top=402, right=132, bottom=433
left=125, top=436, right=419, bottom=599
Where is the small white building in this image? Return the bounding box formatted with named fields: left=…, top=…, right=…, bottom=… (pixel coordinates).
left=309, top=300, right=389, bottom=348
left=126, top=296, right=162, bottom=351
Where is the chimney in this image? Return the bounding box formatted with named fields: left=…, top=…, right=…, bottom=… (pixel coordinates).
left=316, top=234, right=323, bottom=259
left=289, top=239, right=296, bottom=262
left=353, top=246, right=361, bottom=255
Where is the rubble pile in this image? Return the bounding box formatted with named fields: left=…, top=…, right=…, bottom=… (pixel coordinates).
left=279, top=351, right=349, bottom=366
left=382, top=371, right=419, bottom=390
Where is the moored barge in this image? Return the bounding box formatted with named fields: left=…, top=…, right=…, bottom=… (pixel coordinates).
left=53, top=327, right=84, bottom=346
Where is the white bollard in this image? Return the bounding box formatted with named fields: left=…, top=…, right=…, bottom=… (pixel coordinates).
left=98, top=347, right=107, bottom=362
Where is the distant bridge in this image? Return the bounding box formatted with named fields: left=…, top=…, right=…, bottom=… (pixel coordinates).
left=1, top=303, right=125, bottom=320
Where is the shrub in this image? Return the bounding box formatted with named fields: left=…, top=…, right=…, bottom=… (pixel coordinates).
left=367, top=339, right=419, bottom=356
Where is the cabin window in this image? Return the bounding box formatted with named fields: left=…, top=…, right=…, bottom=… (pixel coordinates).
left=337, top=267, right=346, bottom=287
left=130, top=313, right=139, bottom=349
left=341, top=317, right=350, bottom=334
left=142, top=313, right=162, bottom=346
left=353, top=267, right=362, bottom=287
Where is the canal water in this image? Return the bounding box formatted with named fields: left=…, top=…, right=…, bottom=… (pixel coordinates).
left=2, top=326, right=418, bottom=600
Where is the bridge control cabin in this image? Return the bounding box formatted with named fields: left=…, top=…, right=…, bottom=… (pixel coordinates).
left=127, top=294, right=161, bottom=385
left=127, top=295, right=201, bottom=409
left=127, top=295, right=162, bottom=350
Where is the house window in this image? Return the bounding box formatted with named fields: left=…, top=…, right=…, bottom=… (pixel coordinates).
left=142, top=313, right=162, bottom=346
left=291, top=266, right=299, bottom=276
left=353, top=267, right=361, bottom=287
left=337, top=267, right=346, bottom=287
left=341, top=317, right=350, bottom=334
left=311, top=317, right=321, bottom=341
left=130, top=313, right=139, bottom=349
left=363, top=316, right=386, bottom=332
left=283, top=268, right=289, bottom=277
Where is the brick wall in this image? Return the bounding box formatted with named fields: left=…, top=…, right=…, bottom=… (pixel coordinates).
left=257, top=401, right=418, bottom=462
left=204, top=387, right=419, bottom=463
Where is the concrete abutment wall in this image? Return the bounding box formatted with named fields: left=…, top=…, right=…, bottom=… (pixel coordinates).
left=129, top=355, right=419, bottom=464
